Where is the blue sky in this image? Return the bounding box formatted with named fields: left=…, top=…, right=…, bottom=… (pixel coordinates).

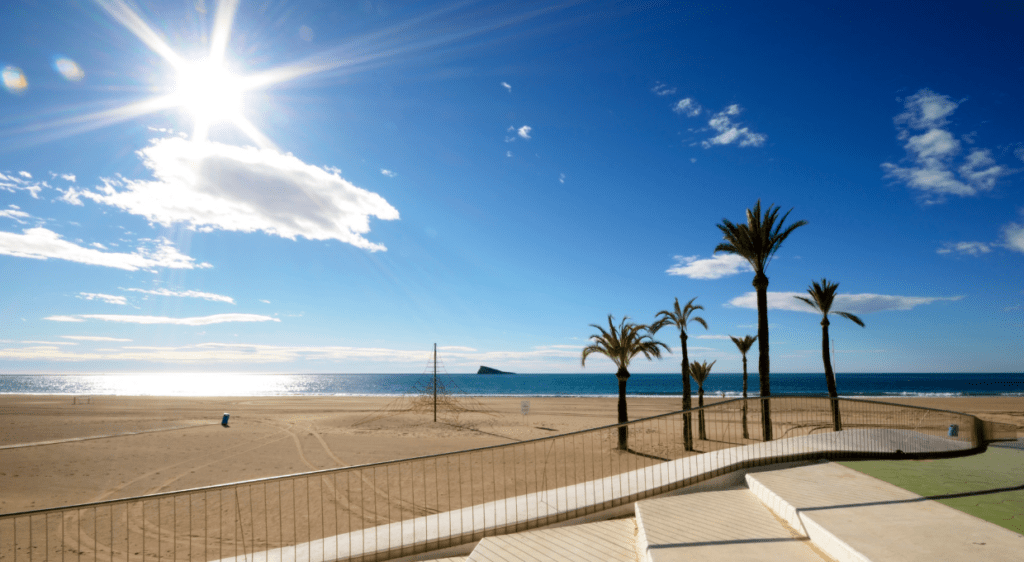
left=1, top=0, right=1021, bottom=375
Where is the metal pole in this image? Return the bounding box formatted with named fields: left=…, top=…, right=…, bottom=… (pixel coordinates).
left=433, top=343, right=438, bottom=423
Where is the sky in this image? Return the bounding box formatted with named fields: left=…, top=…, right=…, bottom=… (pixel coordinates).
left=1, top=0, right=1022, bottom=376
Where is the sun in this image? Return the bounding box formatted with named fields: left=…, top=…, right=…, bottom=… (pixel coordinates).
left=173, top=59, right=246, bottom=125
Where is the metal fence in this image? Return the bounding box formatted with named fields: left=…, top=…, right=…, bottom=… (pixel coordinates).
left=0, top=397, right=991, bottom=562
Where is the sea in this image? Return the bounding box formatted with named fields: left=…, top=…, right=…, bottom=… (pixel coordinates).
left=0, top=372, right=1022, bottom=398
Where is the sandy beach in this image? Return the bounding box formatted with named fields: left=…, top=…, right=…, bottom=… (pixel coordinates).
left=1, top=394, right=1021, bottom=515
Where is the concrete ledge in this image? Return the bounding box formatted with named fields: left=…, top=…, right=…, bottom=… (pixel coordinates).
left=747, top=462, right=1024, bottom=562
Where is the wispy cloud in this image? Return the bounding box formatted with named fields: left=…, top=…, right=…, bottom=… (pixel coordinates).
left=726, top=291, right=964, bottom=313
left=78, top=292, right=128, bottom=305
left=558, top=173, right=565, bottom=184
left=517, top=125, right=532, bottom=139
left=702, top=105, right=767, bottom=148
left=501, top=81, right=511, bottom=92
left=0, top=171, right=46, bottom=198
left=666, top=254, right=753, bottom=279
left=936, top=241, right=992, bottom=256
left=652, top=82, right=676, bottom=96
left=666, top=97, right=766, bottom=148
left=76, top=138, right=399, bottom=252
left=672, top=98, right=701, bottom=117
left=123, top=287, right=235, bottom=304
left=1003, top=220, right=1024, bottom=253
left=0, top=205, right=30, bottom=223
left=0, top=227, right=210, bottom=271
left=695, top=335, right=733, bottom=340
left=380, top=169, right=397, bottom=178
left=62, top=336, right=132, bottom=342
left=45, top=313, right=279, bottom=326
left=881, top=88, right=1009, bottom=202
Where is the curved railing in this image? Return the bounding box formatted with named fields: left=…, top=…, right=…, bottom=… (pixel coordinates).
left=1, top=396, right=1011, bottom=562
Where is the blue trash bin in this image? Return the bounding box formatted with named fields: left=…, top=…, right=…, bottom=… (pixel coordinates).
left=222, top=413, right=230, bottom=426
left=948, top=424, right=958, bottom=437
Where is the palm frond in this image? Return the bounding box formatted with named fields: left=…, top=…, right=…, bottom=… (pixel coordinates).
left=581, top=314, right=669, bottom=368
left=834, top=311, right=866, bottom=327
left=715, top=200, right=807, bottom=273
left=729, top=334, right=757, bottom=354
left=689, top=359, right=716, bottom=384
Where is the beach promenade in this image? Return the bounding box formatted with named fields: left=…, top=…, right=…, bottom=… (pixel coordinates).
left=1, top=395, right=1021, bottom=562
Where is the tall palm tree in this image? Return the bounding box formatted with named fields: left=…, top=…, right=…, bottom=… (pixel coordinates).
left=715, top=200, right=807, bottom=441
left=689, top=360, right=716, bottom=441
left=728, top=334, right=757, bottom=439
left=650, top=297, right=707, bottom=451
left=794, top=278, right=865, bottom=431
left=582, top=315, right=669, bottom=450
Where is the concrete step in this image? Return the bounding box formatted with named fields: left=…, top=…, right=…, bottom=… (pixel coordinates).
left=747, top=462, right=1024, bottom=562
left=634, top=487, right=829, bottom=562
left=466, top=518, right=639, bottom=562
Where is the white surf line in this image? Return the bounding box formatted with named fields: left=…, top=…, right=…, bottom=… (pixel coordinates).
left=0, top=422, right=221, bottom=449
left=210, top=429, right=972, bottom=562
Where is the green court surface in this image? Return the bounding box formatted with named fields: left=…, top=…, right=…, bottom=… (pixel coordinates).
left=840, top=442, right=1024, bottom=536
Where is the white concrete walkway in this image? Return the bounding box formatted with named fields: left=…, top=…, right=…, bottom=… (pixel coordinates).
left=212, top=428, right=971, bottom=562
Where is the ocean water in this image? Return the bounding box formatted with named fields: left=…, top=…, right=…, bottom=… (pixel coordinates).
left=0, top=372, right=1021, bottom=397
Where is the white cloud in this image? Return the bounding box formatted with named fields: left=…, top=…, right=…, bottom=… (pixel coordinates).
left=558, top=173, right=565, bottom=184
left=702, top=106, right=767, bottom=148
left=380, top=169, right=397, bottom=178
left=882, top=88, right=1009, bottom=200
left=62, top=336, right=132, bottom=342
left=1002, top=221, right=1024, bottom=253
left=666, top=254, right=753, bottom=279
left=506, top=150, right=513, bottom=158
left=893, top=89, right=960, bottom=129
left=672, top=98, right=702, bottom=117
left=695, top=335, right=732, bottom=340
left=77, top=138, right=399, bottom=252
left=727, top=291, right=964, bottom=313
left=517, top=125, right=532, bottom=139
left=0, top=171, right=46, bottom=198
left=259, top=299, right=271, bottom=304
left=936, top=241, right=992, bottom=256
left=0, top=206, right=30, bottom=223
left=0, top=227, right=210, bottom=271
left=501, top=82, right=511, bottom=92
left=45, top=315, right=85, bottom=322
left=61, top=174, right=76, bottom=182
left=122, top=287, right=235, bottom=304
left=45, top=313, right=280, bottom=326
left=78, top=292, right=128, bottom=305
left=652, top=82, right=677, bottom=96
left=60, top=187, right=85, bottom=206
left=1015, top=145, right=1024, bottom=163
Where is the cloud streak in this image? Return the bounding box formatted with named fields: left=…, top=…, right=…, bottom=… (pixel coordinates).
left=727, top=291, right=964, bottom=313
left=0, top=227, right=209, bottom=271
left=123, top=287, right=235, bottom=304
left=666, top=254, right=753, bottom=279
left=45, top=313, right=279, bottom=326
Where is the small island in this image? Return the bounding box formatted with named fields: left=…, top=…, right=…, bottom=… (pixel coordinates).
left=477, top=366, right=514, bottom=374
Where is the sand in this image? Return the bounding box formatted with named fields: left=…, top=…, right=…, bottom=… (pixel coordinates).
left=1, top=394, right=1021, bottom=516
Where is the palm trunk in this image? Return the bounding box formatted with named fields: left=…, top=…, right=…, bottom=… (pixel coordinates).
left=821, top=318, right=841, bottom=431
left=741, top=355, right=749, bottom=439
left=697, top=383, right=706, bottom=440
left=681, top=334, right=693, bottom=451
left=616, top=368, right=630, bottom=450
left=754, top=272, right=772, bottom=441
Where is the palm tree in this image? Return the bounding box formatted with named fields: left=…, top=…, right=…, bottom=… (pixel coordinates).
left=794, top=278, right=865, bottom=431
left=582, top=315, right=669, bottom=450
left=715, top=200, right=807, bottom=441
left=650, top=297, right=707, bottom=451
left=728, top=334, right=757, bottom=439
left=689, top=360, right=716, bottom=441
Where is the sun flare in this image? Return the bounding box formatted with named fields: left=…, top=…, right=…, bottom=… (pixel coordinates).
left=173, top=59, right=246, bottom=124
